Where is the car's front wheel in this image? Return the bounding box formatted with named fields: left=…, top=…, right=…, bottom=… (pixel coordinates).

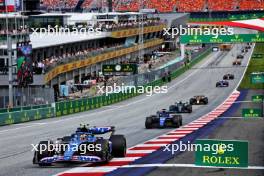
left=33, top=140, right=54, bottom=166
left=204, top=98, right=208, bottom=104
left=145, top=116, right=153, bottom=129
left=110, top=135, right=126, bottom=158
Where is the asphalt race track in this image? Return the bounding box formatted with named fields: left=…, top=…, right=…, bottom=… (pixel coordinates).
left=0, top=43, right=253, bottom=176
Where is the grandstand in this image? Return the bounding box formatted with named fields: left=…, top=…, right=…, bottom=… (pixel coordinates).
left=40, top=0, right=264, bottom=12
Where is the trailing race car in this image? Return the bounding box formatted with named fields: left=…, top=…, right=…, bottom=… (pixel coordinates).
left=169, top=101, right=192, bottom=113
left=216, top=80, right=229, bottom=87
left=145, top=109, right=182, bottom=128
left=233, top=59, right=242, bottom=65
left=241, top=49, right=248, bottom=53
left=189, top=95, right=208, bottom=105
left=236, top=55, right=244, bottom=59
left=33, top=125, right=126, bottom=166
left=223, top=74, right=234, bottom=80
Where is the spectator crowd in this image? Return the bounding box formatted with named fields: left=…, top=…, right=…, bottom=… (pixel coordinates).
left=41, top=0, right=264, bottom=12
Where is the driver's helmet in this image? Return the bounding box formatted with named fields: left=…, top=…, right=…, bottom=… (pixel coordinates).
left=79, top=124, right=89, bottom=132
left=161, top=109, right=166, bottom=113
left=80, top=134, right=87, bottom=141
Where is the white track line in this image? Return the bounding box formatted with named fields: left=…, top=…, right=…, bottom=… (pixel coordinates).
left=161, top=134, right=186, bottom=138
left=119, top=163, right=264, bottom=170
left=60, top=166, right=118, bottom=173
left=126, top=150, right=156, bottom=154
left=220, top=116, right=263, bottom=119
left=135, top=143, right=168, bottom=147
left=110, top=157, right=140, bottom=162
left=148, top=139, right=177, bottom=142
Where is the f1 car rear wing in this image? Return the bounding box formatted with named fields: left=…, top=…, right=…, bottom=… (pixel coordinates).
left=76, top=124, right=115, bottom=134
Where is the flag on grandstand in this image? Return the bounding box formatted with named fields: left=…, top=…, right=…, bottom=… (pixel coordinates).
left=0, top=0, right=15, bottom=12
left=15, top=0, right=22, bottom=11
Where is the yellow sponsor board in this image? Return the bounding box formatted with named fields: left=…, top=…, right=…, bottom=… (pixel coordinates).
left=44, top=39, right=163, bottom=83
left=111, top=25, right=166, bottom=38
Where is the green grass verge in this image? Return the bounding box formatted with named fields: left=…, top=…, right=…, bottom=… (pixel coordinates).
left=239, top=44, right=264, bottom=89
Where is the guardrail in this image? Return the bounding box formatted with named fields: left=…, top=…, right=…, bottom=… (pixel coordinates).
left=0, top=104, right=51, bottom=113
left=0, top=47, right=211, bottom=126
left=0, top=107, right=55, bottom=126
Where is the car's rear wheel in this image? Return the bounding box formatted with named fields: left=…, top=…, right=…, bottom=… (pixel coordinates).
left=169, top=105, right=177, bottom=112
left=145, top=116, right=153, bottom=129
left=110, top=135, right=126, bottom=158
left=189, top=98, right=194, bottom=105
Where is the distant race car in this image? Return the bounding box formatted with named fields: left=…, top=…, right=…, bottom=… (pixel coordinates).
left=233, top=59, right=242, bottom=65
left=33, top=125, right=126, bottom=166
left=216, top=80, right=229, bottom=87
left=189, top=95, right=208, bottom=105
left=245, top=45, right=251, bottom=50
left=237, top=55, right=244, bottom=59
left=145, top=109, right=182, bottom=128
left=223, top=74, right=234, bottom=80
left=241, top=48, right=248, bottom=53
left=169, top=101, right=192, bottom=113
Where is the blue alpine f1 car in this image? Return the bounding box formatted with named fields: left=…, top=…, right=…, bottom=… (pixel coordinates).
left=216, top=80, right=229, bottom=87
left=145, top=109, right=182, bottom=129
left=33, top=125, right=126, bottom=166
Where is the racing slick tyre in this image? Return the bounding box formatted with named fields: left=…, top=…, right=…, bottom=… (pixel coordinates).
left=110, top=135, right=126, bottom=158
left=187, top=105, right=192, bottom=113
left=203, top=97, right=208, bottom=104
left=216, top=83, right=220, bottom=87
left=145, top=116, right=153, bottom=129
left=179, top=116, right=183, bottom=126
left=33, top=140, right=54, bottom=166
left=169, top=105, right=177, bottom=112
left=172, top=115, right=181, bottom=128
left=95, top=139, right=111, bottom=163
left=189, top=98, right=195, bottom=105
